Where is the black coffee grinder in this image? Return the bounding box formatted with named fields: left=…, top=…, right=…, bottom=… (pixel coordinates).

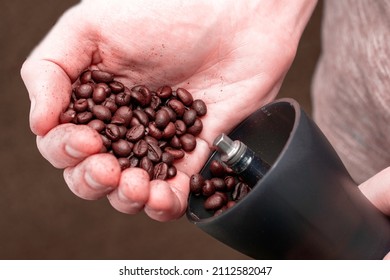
left=186, top=98, right=390, bottom=259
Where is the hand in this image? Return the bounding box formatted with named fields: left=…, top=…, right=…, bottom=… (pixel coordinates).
left=21, top=0, right=316, bottom=221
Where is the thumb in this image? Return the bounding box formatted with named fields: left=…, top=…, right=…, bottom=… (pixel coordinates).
left=358, top=167, right=390, bottom=216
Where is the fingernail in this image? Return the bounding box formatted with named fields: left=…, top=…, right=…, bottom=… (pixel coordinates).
left=65, top=144, right=89, bottom=159
left=85, top=172, right=110, bottom=191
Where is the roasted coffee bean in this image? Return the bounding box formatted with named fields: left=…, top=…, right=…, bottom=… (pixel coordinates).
left=169, top=136, right=182, bottom=149
left=204, top=193, right=225, bottom=210
left=167, top=166, right=177, bottom=178
left=210, top=160, right=226, bottom=177
left=162, top=122, right=176, bottom=139
left=109, top=81, right=124, bottom=93
left=190, top=174, right=205, bottom=194
left=144, top=135, right=159, bottom=145
left=143, top=107, right=156, bottom=120
left=76, top=111, right=93, bottom=124
left=130, top=116, right=141, bottom=127
left=158, top=140, right=168, bottom=150
left=133, top=109, right=149, bottom=126
left=191, top=99, right=207, bottom=116
left=162, top=106, right=177, bottom=122
left=86, top=98, right=95, bottom=111
left=87, top=119, right=105, bottom=133
left=211, top=177, right=226, bottom=191
left=174, top=120, right=186, bottom=136
left=115, top=92, right=131, bottom=106
left=215, top=191, right=229, bottom=204
left=150, top=95, right=161, bottom=110
left=147, top=122, right=163, bottom=140
left=118, top=125, right=127, bottom=139
left=101, top=135, right=112, bottom=149
left=153, top=162, right=169, bottom=180
left=133, top=139, right=148, bottom=157
left=80, top=70, right=92, bottom=84
left=112, top=139, right=132, bottom=157
left=105, top=124, right=121, bottom=141
left=129, top=156, right=139, bottom=168
left=202, top=180, right=215, bottom=197
left=224, top=176, right=236, bottom=191
left=91, top=70, right=114, bottom=83
left=155, top=109, right=170, bottom=129
left=176, top=87, right=193, bottom=106
left=126, top=124, right=145, bottom=142
left=92, top=105, right=112, bottom=122
left=131, top=85, right=152, bottom=107
left=183, top=109, right=197, bottom=126
left=102, top=98, right=117, bottom=114
left=232, top=182, right=251, bottom=201
left=112, top=106, right=132, bottom=126
left=161, top=152, right=174, bottom=166
left=75, top=84, right=93, bottom=99
left=147, top=141, right=162, bottom=162
left=167, top=99, right=185, bottom=117
left=187, top=118, right=203, bottom=136
left=140, top=156, right=154, bottom=179
left=180, top=134, right=197, bottom=152
left=164, top=147, right=185, bottom=160
left=92, top=86, right=107, bottom=104
left=59, top=109, right=76, bottom=124
left=156, top=85, right=172, bottom=99
left=118, top=157, right=131, bottom=170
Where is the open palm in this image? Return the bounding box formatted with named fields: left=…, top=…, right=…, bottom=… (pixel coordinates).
left=21, top=0, right=315, bottom=221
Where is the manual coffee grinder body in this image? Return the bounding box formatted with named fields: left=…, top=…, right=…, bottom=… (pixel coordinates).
left=187, top=98, right=390, bottom=259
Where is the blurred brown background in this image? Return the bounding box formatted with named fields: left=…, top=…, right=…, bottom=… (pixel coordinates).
left=0, top=0, right=322, bottom=259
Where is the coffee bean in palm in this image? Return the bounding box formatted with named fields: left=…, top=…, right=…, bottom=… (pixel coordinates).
left=133, top=139, right=148, bottom=157
left=143, top=107, right=156, bottom=120
left=162, top=106, right=177, bottom=122
left=133, top=109, right=149, bottom=126
left=109, top=81, right=124, bottom=93
left=190, top=173, right=205, bottom=194
left=167, top=99, right=185, bottom=117
left=75, top=84, right=93, bottom=99
left=140, top=156, right=154, bottom=179
left=131, top=85, right=152, bottom=107
left=87, top=119, right=105, bottom=133
left=164, top=147, right=185, bottom=160
left=112, top=139, right=132, bottom=157
left=147, top=122, right=163, bottom=140
left=202, top=180, right=215, bottom=197
left=156, top=85, right=172, bottom=99
left=126, top=124, right=145, bottom=142
left=101, top=135, right=112, bottom=149
left=59, top=109, right=76, bottom=124
left=118, top=157, right=131, bottom=170
left=155, top=109, right=170, bottom=129
left=180, top=134, right=196, bottom=152
left=169, top=135, right=182, bottom=149
left=167, top=166, right=177, bottom=179
left=73, top=99, right=88, bottom=112
left=92, top=86, right=107, bottom=104
left=147, top=141, right=162, bottom=162
left=183, top=109, right=197, bottom=126
left=161, top=152, right=174, bottom=166
left=115, top=91, right=131, bottom=106
left=105, top=124, right=121, bottom=141
left=187, top=118, right=203, bottom=136
left=162, top=122, right=176, bottom=139
left=91, top=70, right=114, bottom=83
left=191, top=99, right=207, bottom=116
left=174, top=120, right=186, bottom=136
left=176, top=87, right=193, bottom=106
left=76, top=111, right=93, bottom=124
left=102, top=98, right=117, bottom=114
left=129, top=156, right=139, bottom=168
left=92, top=105, right=112, bottom=122
left=153, top=162, right=169, bottom=180
left=80, top=70, right=92, bottom=84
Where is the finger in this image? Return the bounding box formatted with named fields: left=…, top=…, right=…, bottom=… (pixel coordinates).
left=63, top=153, right=121, bottom=200
left=144, top=171, right=190, bottom=222
left=106, top=168, right=151, bottom=214
left=358, top=167, right=390, bottom=216
left=36, top=123, right=102, bottom=169
left=20, top=5, right=96, bottom=136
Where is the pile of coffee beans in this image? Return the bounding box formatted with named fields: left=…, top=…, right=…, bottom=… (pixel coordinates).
left=59, top=69, right=207, bottom=180
left=189, top=159, right=252, bottom=216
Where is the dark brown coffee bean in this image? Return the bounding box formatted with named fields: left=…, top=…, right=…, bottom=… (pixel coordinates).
left=202, top=180, right=215, bottom=197
left=75, top=84, right=93, bottom=99
left=118, top=125, right=127, bottom=139
left=130, top=116, right=141, bottom=127
left=87, top=119, right=105, bottom=133
left=183, top=109, right=197, bottom=126
left=144, top=135, right=159, bottom=145
left=167, top=166, right=177, bottom=179
left=129, top=155, right=139, bottom=167
left=158, top=140, right=168, bottom=150
left=211, top=177, right=226, bottom=191
left=109, top=81, right=124, bottom=93
left=101, top=135, right=112, bottom=149
left=133, top=139, right=148, bottom=157
left=167, top=99, right=185, bottom=117
left=156, top=85, right=172, bottom=99
left=143, top=107, right=156, bottom=120
left=112, top=139, right=132, bottom=157
left=191, top=99, right=207, bottom=116
left=80, top=70, right=92, bottom=84
left=153, top=162, right=169, bottom=180
left=190, top=174, right=205, bottom=194
left=210, top=160, right=226, bottom=177
left=162, top=106, right=177, bottom=122
left=187, top=118, right=203, bottom=136
left=155, top=109, right=170, bottom=129
left=76, top=111, right=93, bottom=124
left=131, top=85, right=152, bottom=107
left=162, top=122, right=176, bottom=139
left=118, top=157, right=131, bottom=170
left=161, top=152, right=174, bottom=166
left=164, top=147, right=185, bottom=160
left=105, top=124, right=121, bottom=141
left=59, top=109, right=76, bottom=124
left=174, top=120, right=186, bottom=136
left=133, top=109, right=149, bottom=126
left=91, top=70, right=114, bottom=83
left=102, top=98, right=117, bottom=114
left=180, top=134, right=197, bottom=152
left=111, top=106, right=132, bottom=126
left=86, top=98, right=95, bottom=111
left=115, top=92, right=131, bottom=106
left=126, top=124, right=145, bottom=142
left=176, top=87, right=193, bottom=106
left=169, top=135, right=182, bottom=149
left=232, top=182, right=251, bottom=201
left=150, top=95, right=161, bottom=110
left=92, top=86, right=107, bottom=104
left=147, top=122, right=163, bottom=140
left=204, top=193, right=225, bottom=210
left=92, top=105, right=112, bottom=122
left=224, top=176, right=237, bottom=191
left=147, top=141, right=162, bottom=162
left=139, top=156, right=153, bottom=179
